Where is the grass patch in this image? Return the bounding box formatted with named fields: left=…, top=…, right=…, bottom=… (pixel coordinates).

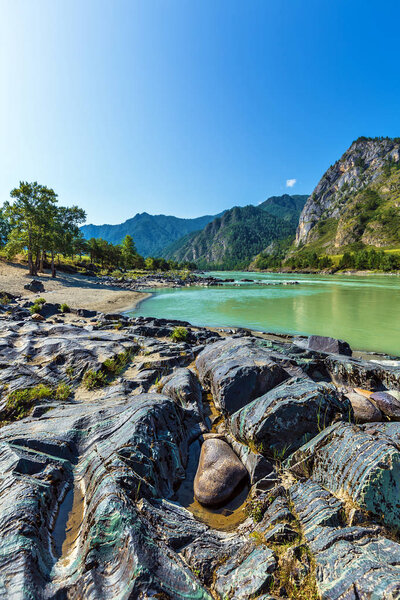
left=3, top=384, right=53, bottom=420
left=55, top=382, right=71, bottom=401
left=82, top=369, right=108, bottom=390
left=169, top=326, right=188, bottom=343
left=103, top=349, right=133, bottom=375
left=60, top=303, right=70, bottom=313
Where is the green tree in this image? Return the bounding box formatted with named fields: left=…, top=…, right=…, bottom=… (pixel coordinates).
left=121, top=235, right=137, bottom=269
left=4, top=181, right=58, bottom=275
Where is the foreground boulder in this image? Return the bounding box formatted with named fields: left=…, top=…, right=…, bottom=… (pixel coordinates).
left=287, top=421, right=400, bottom=531
left=196, top=338, right=290, bottom=415
left=290, top=479, right=400, bottom=599
left=230, top=377, right=350, bottom=456
left=344, top=390, right=382, bottom=422
left=194, top=438, right=247, bottom=506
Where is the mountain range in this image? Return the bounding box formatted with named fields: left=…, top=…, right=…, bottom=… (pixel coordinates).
left=80, top=137, right=400, bottom=269
left=80, top=212, right=218, bottom=257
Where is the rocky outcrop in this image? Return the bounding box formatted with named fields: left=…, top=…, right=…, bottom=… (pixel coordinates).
left=196, top=338, right=290, bottom=415
left=0, top=308, right=398, bottom=598
left=296, top=137, right=400, bottom=246
left=230, top=377, right=349, bottom=455
left=287, top=421, right=400, bottom=531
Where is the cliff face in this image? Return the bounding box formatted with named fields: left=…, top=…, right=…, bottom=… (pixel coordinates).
left=296, top=137, right=400, bottom=248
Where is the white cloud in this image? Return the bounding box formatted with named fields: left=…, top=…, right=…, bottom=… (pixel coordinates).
left=286, top=178, right=297, bottom=188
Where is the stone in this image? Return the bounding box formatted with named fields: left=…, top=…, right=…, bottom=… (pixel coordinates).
left=213, top=544, right=276, bottom=600
left=290, top=480, right=400, bottom=600
left=344, top=391, right=382, bottom=422
left=286, top=422, right=400, bottom=531
left=196, top=338, right=290, bottom=415
left=23, top=280, right=45, bottom=293
left=31, top=313, right=45, bottom=321
left=370, top=390, right=400, bottom=418
left=75, top=308, right=97, bottom=318
left=306, top=335, right=353, bottom=356
left=230, top=377, right=349, bottom=456
left=161, top=367, right=203, bottom=414
left=194, top=438, right=247, bottom=506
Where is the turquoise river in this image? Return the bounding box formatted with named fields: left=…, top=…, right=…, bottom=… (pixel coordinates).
left=129, top=271, right=400, bottom=356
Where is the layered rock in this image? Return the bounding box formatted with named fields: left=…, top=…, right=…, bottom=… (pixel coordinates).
left=196, top=338, right=290, bottom=415
left=230, top=377, right=350, bottom=455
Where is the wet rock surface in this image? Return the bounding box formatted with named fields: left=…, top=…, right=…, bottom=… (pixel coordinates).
left=0, top=306, right=398, bottom=598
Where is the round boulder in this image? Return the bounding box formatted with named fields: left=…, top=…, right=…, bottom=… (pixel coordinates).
left=194, top=438, right=247, bottom=506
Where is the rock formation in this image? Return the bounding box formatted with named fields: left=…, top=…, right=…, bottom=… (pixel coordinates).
left=0, top=298, right=398, bottom=598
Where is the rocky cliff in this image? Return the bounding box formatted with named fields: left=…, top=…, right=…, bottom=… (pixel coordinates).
left=296, top=137, right=400, bottom=250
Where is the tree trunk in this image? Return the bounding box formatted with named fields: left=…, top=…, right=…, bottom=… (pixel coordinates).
left=51, top=251, right=56, bottom=278
left=27, top=229, right=34, bottom=276
left=39, top=250, right=44, bottom=273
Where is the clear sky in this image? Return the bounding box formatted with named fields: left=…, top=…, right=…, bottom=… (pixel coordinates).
left=1, top=0, right=399, bottom=225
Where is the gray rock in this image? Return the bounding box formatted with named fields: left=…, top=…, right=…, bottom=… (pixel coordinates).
left=230, top=377, right=350, bottom=456
left=296, top=334, right=352, bottom=356
left=291, top=479, right=400, bottom=599
left=194, top=438, right=247, bottom=506
left=196, top=338, right=289, bottom=415
left=23, top=280, right=45, bottom=293
left=287, top=421, right=400, bottom=531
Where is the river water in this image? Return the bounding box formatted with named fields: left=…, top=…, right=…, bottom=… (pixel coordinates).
left=130, top=271, right=400, bottom=356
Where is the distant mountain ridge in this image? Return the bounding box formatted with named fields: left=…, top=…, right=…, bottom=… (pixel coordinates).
left=80, top=212, right=219, bottom=257
left=161, top=194, right=308, bottom=269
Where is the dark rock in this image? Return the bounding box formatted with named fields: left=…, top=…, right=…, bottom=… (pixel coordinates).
left=299, top=335, right=352, bottom=356
left=226, top=433, right=273, bottom=484
left=213, top=543, right=276, bottom=600
left=194, top=438, right=247, bottom=506
left=39, top=303, right=60, bottom=318
left=370, top=391, right=400, bottom=418
left=75, top=308, right=97, bottom=318
left=230, top=377, right=349, bottom=456
left=161, top=368, right=203, bottom=416
left=23, top=280, right=45, bottom=293
left=196, top=338, right=290, bottom=415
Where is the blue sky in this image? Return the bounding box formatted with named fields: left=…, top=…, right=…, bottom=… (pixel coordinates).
left=0, top=1, right=399, bottom=225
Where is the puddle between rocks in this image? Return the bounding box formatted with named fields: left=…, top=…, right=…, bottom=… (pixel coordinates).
left=52, top=477, right=85, bottom=565
left=175, top=438, right=249, bottom=531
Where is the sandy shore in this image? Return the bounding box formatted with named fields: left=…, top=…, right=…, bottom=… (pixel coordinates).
left=0, top=261, right=150, bottom=313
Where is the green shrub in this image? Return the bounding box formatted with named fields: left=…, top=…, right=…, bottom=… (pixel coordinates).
left=82, top=369, right=108, bottom=390
left=169, top=327, right=188, bottom=342
left=55, top=382, right=71, bottom=400
left=60, top=303, right=70, bottom=313
left=30, top=302, right=42, bottom=315
left=103, top=349, right=133, bottom=375
left=4, top=384, right=53, bottom=421
left=36, top=298, right=46, bottom=304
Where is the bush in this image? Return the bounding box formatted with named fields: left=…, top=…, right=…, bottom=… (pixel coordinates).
left=82, top=369, right=108, bottom=390
left=30, top=302, right=43, bottom=315
left=60, top=303, right=70, bottom=313
left=169, top=327, right=188, bottom=342
left=103, top=349, right=133, bottom=375
left=4, top=384, right=53, bottom=421
left=36, top=297, right=46, bottom=304
left=55, top=382, right=71, bottom=400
